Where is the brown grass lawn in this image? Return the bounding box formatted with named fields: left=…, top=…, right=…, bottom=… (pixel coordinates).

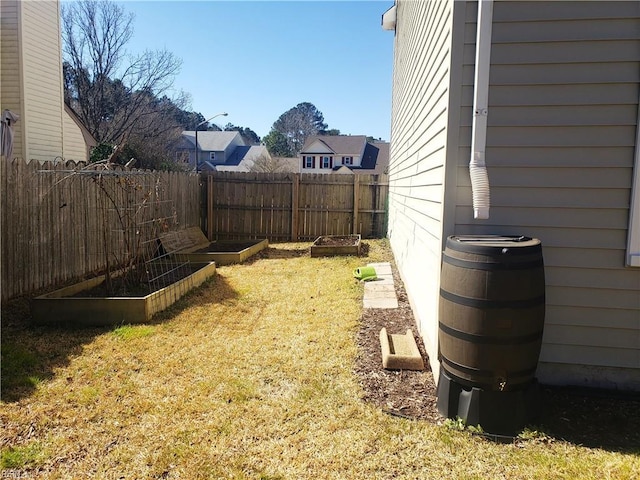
left=1, top=240, right=639, bottom=479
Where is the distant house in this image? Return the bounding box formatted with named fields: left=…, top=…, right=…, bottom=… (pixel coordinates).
left=214, top=145, right=272, bottom=173
left=175, top=130, right=271, bottom=172
left=385, top=0, right=640, bottom=390
left=1, top=0, right=96, bottom=162
left=299, top=135, right=389, bottom=174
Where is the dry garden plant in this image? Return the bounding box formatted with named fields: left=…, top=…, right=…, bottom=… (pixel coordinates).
left=40, top=159, right=191, bottom=298
left=1, top=240, right=639, bottom=478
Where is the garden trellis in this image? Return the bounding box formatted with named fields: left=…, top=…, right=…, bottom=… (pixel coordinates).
left=37, top=162, right=191, bottom=296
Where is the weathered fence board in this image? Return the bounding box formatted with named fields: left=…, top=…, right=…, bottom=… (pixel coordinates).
left=1, top=158, right=201, bottom=302
left=2, top=161, right=387, bottom=302
left=203, top=171, right=388, bottom=242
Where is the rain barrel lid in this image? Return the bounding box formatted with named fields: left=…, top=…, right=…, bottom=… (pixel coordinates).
left=446, top=235, right=542, bottom=255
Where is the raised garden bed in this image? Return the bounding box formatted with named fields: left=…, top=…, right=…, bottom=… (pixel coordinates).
left=177, top=239, right=268, bottom=265
left=160, top=227, right=268, bottom=265
left=31, top=261, right=216, bottom=327
left=310, top=234, right=361, bottom=257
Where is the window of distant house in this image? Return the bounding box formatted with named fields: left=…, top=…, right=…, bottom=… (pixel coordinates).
left=342, top=156, right=353, bottom=165
left=322, top=156, right=332, bottom=169
left=303, top=156, right=314, bottom=168
left=209, top=152, right=216, bottom=161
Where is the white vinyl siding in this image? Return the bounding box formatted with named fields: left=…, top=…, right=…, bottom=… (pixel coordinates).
left=299, top=155, right=363, bottom=173
left=20, top=0, right=64, bottom=162
left=387, top=0, right=462, bottom=377
left=3, top=0, right=94, bottom=163
left=304, top=140, right=333, bottom=154
left=452, top=1, right=640, bottom=389
left=62, top=110, right=90, bottom=161
left=389, top=0, right=639, bottom=390
left=0, top=0, right=23, bottom=160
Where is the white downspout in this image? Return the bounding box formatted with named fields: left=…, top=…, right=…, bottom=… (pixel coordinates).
left=470, top=0, right=494, bottom=220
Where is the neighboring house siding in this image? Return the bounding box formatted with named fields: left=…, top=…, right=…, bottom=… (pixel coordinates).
left=387, top=0, right=463, bottom=377
left=453, top=1, right=640, bottom=389
left=299, top=137, right=376, bottom=173
left=301, top=155, right=346, bottom=173
left=0, top=0, right=23, bottom=160
left=62, top=109, right=90, bottom=161
left=21, top=0, right=64, bottom=162
left=389, top=0, right=640, bottom=390
left=300, top=141, right=337, bottom=173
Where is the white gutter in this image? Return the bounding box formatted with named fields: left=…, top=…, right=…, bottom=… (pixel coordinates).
left=469, top=0, right=494, bottom=220
left=625, top=89, right=640, bottom=267
left=381, top=4, right=397, bottom=31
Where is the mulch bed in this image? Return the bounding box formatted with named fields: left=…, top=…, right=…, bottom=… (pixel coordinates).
left=354, top=259, right=441, bottom=423
left=353, top=254, right=640, bottom=449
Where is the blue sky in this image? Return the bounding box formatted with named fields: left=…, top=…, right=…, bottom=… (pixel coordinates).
left=122, top=1, right=395, bottom=140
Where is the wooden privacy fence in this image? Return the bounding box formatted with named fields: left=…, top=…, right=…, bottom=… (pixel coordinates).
left=1, top=158, right=201, bottom=302
left=203, top=172, right=389, bottom=242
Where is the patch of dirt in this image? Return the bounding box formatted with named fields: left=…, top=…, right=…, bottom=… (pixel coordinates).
left=313, top=235, right=360, bottom=247
left=253, top=246, right=308, bottom=260
left=74, top=262, right=202, bottom=297
left=353, top=258, right=441, bottom=423
left=353, top=256, right=640, bottom=450
left=194, top=240, right=263, bottom=253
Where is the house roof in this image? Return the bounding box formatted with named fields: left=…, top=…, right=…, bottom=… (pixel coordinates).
left=182, top=130, right=241, bottom=151
left=211, top=145, right=270, bottom=172
left=300, top=135, right=368, bottom=156
left=224, top=145, right=267, bottom=166
left=364, top=142, right=389, bottom=174
left=339, top=141, right=389, bottom=175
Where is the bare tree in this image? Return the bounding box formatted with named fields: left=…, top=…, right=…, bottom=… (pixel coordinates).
left=62, top=0, right=183, bottom=151
left=249, top=153, right=294, bottom=173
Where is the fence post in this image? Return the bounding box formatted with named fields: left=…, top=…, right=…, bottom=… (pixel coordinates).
left=353, top=175, right=360, bottom=235
left=291, top=173, right=300, bottom=241
left=372, top=174, right=379, bottom=237
left=207, top=173, right=214, bottom=240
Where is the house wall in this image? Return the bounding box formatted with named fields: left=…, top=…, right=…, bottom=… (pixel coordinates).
left=300, top=155, right=363, bottom=173
left=453, top=1, right=640, bottom=390
left=389, top=0, right=640, bottom=390
left=62, top=109, right=90, bottom=161
left=299, top=139, right=367, bottom=173
left=1, top=0, right=68, bottom=163
left=0, top=0, right=24, bottom=160
left=387, top=0, right=465, bottom=379
left=21, top=0, right=65, bottom=162
left=195, top=132, right=246, bottom=166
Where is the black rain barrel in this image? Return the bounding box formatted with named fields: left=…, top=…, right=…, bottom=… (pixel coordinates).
left=438, top=235, right=545, bottom=392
